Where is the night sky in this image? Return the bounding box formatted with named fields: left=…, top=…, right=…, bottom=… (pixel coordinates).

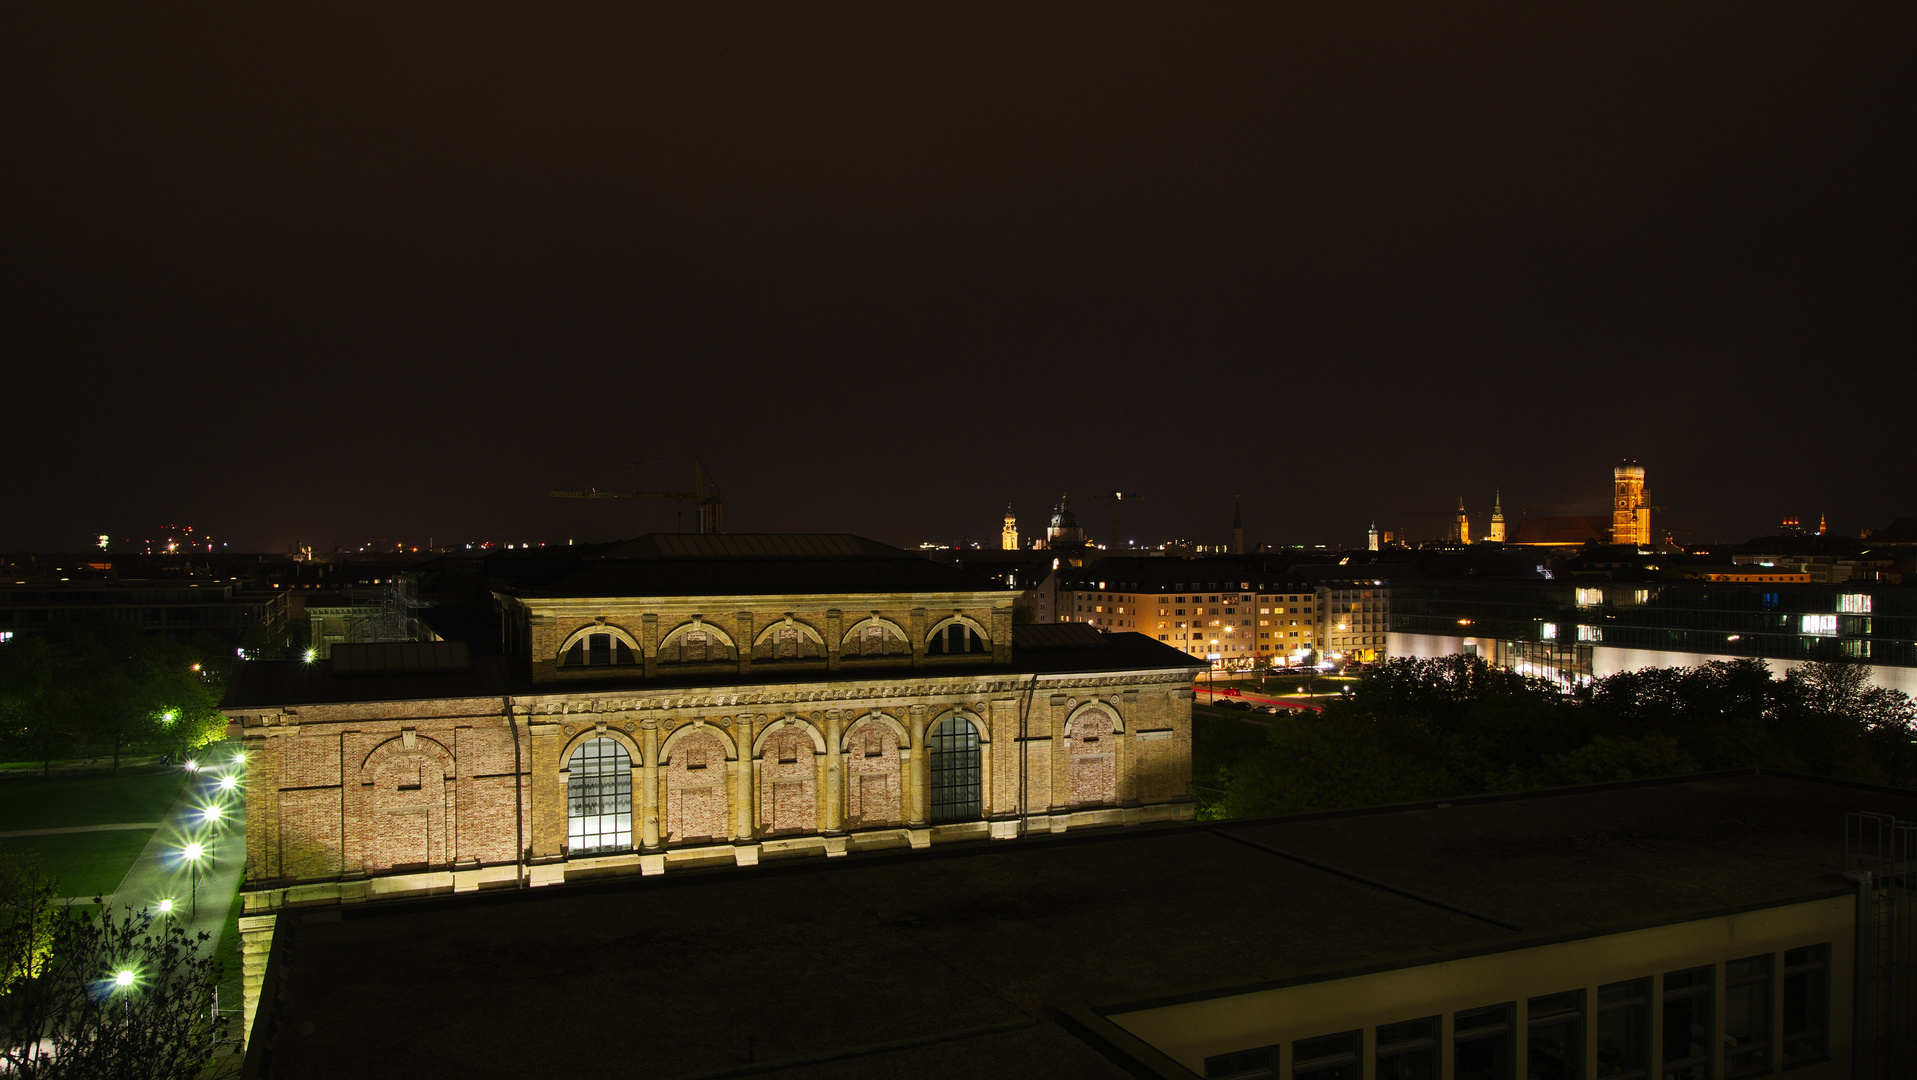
left=5, top=6, right=1911, bottom=553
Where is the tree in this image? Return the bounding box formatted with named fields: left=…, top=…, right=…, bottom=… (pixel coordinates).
left=0, top=853, right=58, bottom=998
left=0, top=886, right=229, bottom=1079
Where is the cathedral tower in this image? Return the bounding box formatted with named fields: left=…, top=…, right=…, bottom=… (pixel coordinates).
left=1488, top=490, right=1506, bottom=543
left=1368, top=521, right=1380, bottom=551
left=1001, top=504, right=1018, bottom=550
left=1455, top=497, right=1471, bottom=545
left=1611, top=461, right=1649, bottom=546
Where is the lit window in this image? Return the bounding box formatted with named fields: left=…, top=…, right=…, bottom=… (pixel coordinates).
left=1800, top=614, right=1837, bottom=636
left=1839, top=594, right=1872, bottom=614
left=1576, top=588, right=1604, bottom=607
left=1542, top=624, right=1558, bottom=640
left=1578, top=625, right=1602, bottom=642
left=567, top=738, right=632, bottom=854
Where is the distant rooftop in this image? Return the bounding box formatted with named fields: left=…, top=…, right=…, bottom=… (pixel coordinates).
left=494, top=533, right=1002, bottom=599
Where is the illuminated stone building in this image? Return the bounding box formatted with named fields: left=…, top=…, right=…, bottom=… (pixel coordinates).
left=222, top=534, right=1202, bottom=1041
left=1454, top=497, right=1472, bottom=545
left=1001, top=503, right=1018, bottom=550
left=1487, top=490, right=1506, bottom=543
left=1612, top=460, right=1651, bottom=546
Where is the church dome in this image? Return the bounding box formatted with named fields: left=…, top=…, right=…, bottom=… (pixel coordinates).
left=1050, top=500, right=1078, bottom=530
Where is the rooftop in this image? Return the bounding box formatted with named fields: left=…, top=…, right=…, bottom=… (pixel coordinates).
left=243, top=770, right=1912, bottom=1078
left=494, top=534, right=1002, bottom=599
left=220, top=626, right=1202, bottom=709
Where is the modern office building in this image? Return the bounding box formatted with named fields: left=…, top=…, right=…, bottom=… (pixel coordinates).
left=236, top=769, right=1913, bottom=1079
left=1389, top=574, right=1917, bottom=694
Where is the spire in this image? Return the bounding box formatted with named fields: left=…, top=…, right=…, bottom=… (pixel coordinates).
left=1232, top=497, right=1243, bottom=530
left=1230, top=497, right=1245, bottom=555
left=1493, top=489, right=1503, bottom=514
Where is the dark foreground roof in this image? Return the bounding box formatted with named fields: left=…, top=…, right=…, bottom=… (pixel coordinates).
left=222, top=628, right=1201, bottom=709
left=496, top=533, right=1000, bottom=598
left=243, top=771, right=1914, bottom=1079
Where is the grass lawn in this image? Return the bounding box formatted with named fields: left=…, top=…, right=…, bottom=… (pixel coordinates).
left=0, top=828, right=156, bottom=898
left=0, top=769, right=189, bottom=831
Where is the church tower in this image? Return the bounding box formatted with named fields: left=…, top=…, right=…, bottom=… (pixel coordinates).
left=1046, top=495, right=1084, bottom=548
left=1368, top=521, right=1380, bottom=551
left=1611, top=461, right=1649, bottom=546
left=1488, top=490, right=1506, bottom=543
left=1230, top=498, right=1245, bottom=555
left=1001, top=504, right=1018, bottom=551
left=1455, top=497, right=1471, bottom=545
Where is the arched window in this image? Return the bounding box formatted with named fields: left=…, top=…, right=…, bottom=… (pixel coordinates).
left=567, top=738, right=632, bottom=854
left=561, top=627, right=638, bottom=668
left=927, top=715, right=981, bottom=824
left=925, top=618, right=990, bottom=656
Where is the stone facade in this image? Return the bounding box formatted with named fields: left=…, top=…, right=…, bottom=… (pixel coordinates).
left=223, top=540, right=1200, bottom=1046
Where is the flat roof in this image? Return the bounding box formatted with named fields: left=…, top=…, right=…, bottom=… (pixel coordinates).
left=221, top=627, right=1201, bottom=709
left=244, top=771, right=1913, bottom=1078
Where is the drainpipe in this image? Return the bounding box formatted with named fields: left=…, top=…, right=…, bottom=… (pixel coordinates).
left=1016, top=674, right=1039, bottom=838
left=506, top=697, right=525, bottom=888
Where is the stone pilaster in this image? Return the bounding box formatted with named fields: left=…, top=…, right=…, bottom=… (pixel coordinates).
left=908, top=703, right=928, bottom=826
left=640, top=720, right=660, bottom=849
left=823, top=709, right=843, bottom=832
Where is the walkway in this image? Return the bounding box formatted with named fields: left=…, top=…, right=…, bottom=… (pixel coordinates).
left=1, top=821, right=164, bottom=838
left=98, top=772, right=246, bottom=951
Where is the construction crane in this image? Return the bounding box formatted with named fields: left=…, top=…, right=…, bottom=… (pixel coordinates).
left=1082, top=492, right=1146, bottom=551
left=549, top=458, right=724, bottom=534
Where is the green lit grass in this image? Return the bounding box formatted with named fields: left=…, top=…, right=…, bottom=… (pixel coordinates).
left=0, top=829, right=155, bottom=898
left=0, top=770, right=189, bottom=830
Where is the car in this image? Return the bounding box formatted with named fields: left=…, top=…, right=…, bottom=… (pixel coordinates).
left=1214, top=698, right=1252, bottom=711
left=1255, top=704, right=1281, bottom=715
left=1219, top=686, right=1243, bottom=697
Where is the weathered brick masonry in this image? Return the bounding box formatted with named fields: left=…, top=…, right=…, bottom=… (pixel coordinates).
left=222, top=534, right=1203, bottom=1046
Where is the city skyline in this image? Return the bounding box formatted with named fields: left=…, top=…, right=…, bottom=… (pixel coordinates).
left=6, top=7, right=1910, bottom=552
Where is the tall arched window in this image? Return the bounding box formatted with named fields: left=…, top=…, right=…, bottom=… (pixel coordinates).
left=925, top=618, right=990, bottom=656
left=927, top=715, right=981, bottom=824
left=567, top=738, right=632, bottom=854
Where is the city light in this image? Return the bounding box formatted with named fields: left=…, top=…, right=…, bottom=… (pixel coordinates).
left=201, top=806, right=221, bottom=823
left=182, top=842, right=203, bottom=861
left=303, top=648, right=316, bottom=662
left=158, top=898, right=173, bottom=913
left=219, top=774, right=238, bottom=791
left=115, top=970, right=134, bottom=988
left=183, top=759, right=199, bottom=772
left=161, top=710, right=176, bottom=724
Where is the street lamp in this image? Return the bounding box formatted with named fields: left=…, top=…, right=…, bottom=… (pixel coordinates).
left=114, top=968, right=136, bottom=1018
left=182, top=842, right=205, bottom=915
left=157, top=897, right=174, bottom=915
left=218, top=774, right=237, bottom=792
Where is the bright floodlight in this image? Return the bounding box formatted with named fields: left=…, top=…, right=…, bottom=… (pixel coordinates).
left=115, top=970, right=135, bottom=988
left=218, top=774, right=237, bottom=791
left=161, top=710, right=177, bottom=724
left=302, top=648, right=316, bottom=663
left=158, top=898, right=174, bottom=913
left=201, top=806, right=220, bottom=822
left=182, top=843, right=204, bottom=862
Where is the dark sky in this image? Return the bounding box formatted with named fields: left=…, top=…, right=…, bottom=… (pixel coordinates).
left=4, top=5, right=1911, bottom=553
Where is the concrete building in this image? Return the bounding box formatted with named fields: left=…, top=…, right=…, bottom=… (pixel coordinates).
left=1388, top=574, right=1917, bottom=695
left=236, top=769, right=1912, bottom=1078
left=0, top=577, right=289, bottom=645
left=222, top=534, right=1203, bottom=1043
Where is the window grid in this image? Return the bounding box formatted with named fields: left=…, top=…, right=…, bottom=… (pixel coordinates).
left=1724, top=955, right=1772, bottom=1078
left=926, top=716, right=981, bottom=824
left=567, top=738, right=633, bottom=854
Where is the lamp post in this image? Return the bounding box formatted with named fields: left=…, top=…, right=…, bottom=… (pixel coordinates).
left=114, top=968, right=135, bottom=1019
left=182, top=842, right=205, bottom=915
